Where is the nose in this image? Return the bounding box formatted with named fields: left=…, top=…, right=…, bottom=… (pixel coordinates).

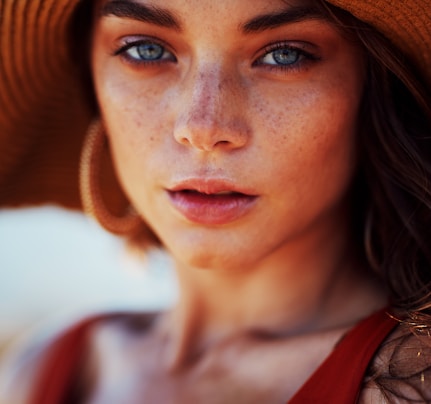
left=173, top=66, right=250, bottom=152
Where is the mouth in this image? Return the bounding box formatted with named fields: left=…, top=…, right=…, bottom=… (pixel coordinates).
left=172, top=189, right=251, bottom=197
left=167, top=185, right=258, bottom=225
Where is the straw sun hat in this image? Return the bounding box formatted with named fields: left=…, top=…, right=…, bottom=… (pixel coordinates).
left=0, top=0, right=430, bottom=228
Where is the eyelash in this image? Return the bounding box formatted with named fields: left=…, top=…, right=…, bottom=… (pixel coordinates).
left=114, top=38, right=319, bottom=72
left=114, top=38, right=176, bottom=66
left=254, top=42, right=320, bottom=72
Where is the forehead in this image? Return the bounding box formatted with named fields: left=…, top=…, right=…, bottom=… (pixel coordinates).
left=95, top=0, right=321, bottom=29
left=96, top=0, right=316, bottom=10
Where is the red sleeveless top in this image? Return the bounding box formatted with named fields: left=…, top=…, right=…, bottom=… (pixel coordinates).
left=30, top=308, right=398, bottom=404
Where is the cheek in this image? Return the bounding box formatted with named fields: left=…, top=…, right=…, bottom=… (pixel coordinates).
left=253, top=85, right=358, bottom=147
left=249, top=81, right=360, bottom=197
left=96, top=67, right=173, bottom=147
left=99, top=76, right=163, bottom=132
left=93, top=74, right=171, bottom=204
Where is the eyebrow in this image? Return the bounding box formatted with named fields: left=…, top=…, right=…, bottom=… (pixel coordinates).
left=100, top=1, right=324, bottom=34
left=241, top=6, right=325, bottom=33
left=100, top=0, right=182, bottom=31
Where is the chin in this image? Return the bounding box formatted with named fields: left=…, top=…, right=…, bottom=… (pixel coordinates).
left=172, top=247, right=235, bottom=271
left=165, top=236, right=250, bottom=271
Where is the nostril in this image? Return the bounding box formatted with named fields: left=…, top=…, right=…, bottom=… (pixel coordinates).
left=173, top=108, right=250, bottom=151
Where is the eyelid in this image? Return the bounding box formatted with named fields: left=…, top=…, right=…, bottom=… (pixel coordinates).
left=252, top=40, right=321, bottom=73
left=113, top=35, right=177, bottom=61
left=254, top=41, right=318, bottom=62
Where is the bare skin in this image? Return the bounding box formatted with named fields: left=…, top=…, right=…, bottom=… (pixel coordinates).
left=86, top=0, right=388, bottom=401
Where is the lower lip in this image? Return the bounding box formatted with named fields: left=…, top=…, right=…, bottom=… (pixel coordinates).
left=168, top=191, right=257, bottom=225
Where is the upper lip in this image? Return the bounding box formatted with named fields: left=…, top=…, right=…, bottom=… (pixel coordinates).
left=168, top=178, right=256, bottom=196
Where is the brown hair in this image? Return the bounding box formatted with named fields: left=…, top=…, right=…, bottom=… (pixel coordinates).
left=358, top=34, right=431, bottom=318
left=320, top=1, right=431, bottom=321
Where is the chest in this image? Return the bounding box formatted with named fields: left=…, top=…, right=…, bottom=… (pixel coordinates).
left=85, top=329, right=343, bottom=404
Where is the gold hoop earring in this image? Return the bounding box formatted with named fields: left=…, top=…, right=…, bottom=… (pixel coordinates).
left=79, top=120, right=143, bottom=235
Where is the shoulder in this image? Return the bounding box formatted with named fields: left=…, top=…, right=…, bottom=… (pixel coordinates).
left=86, top=311, right=160, bottom=376
left=0, top=311, right=158, bottom=404
left=359, top=321, right=431, bottom=403
left=0, top=324, right=61, bottom=404
left=86, top=311, right=160, bottom=364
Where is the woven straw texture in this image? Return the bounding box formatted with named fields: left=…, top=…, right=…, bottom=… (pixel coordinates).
left=327, top=0, right=431, bottom=80
left=0, top=0, right=91, bottom=209
left=0, top=0, right=430, bottom=210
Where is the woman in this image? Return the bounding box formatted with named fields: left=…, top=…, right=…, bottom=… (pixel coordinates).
left=0, top=0, right=430, bottom=402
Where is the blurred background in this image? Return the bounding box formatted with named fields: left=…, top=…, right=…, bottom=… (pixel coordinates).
left=0, top=206, right=177, bottom=362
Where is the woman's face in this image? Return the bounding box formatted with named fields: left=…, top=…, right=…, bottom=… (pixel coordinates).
left=91, top=0, right=365, bottom=269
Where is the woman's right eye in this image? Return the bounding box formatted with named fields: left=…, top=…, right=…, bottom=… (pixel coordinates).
left=115, top=40, right=176, bottom=64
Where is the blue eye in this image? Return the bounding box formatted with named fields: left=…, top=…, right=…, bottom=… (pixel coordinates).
left=117, top=40, right=175, bottom=63
left=254, top=43, right=319, bottom=72
left=260, top=47, right=301, bottom=66
left=134, top=43, right=164, bottom=60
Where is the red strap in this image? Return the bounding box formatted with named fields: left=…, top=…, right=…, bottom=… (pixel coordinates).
left=29, top=315, right=103, bottom=404
left=289, top=307, right=398, bottom=403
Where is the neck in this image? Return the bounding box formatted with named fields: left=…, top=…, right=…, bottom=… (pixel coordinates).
left=159, top=211, right=386, bottom=370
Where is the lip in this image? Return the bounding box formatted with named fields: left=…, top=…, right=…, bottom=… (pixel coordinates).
left=167, top=179, right=258, bottom=225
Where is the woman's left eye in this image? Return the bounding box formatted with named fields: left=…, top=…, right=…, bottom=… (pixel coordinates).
left=255, top=44, right=318, bottom=70
left=261, top=48, right=301, bottom=65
